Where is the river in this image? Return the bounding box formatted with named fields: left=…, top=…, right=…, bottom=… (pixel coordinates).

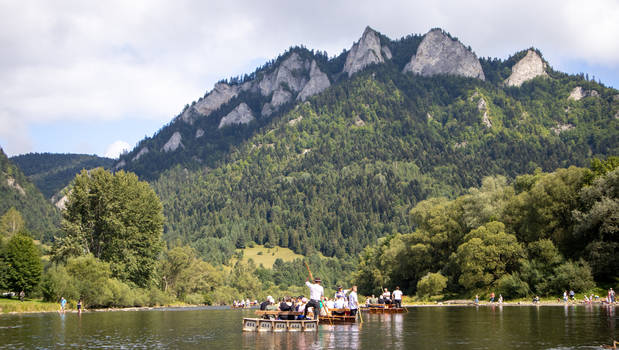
left=0, top=304, right=616, bottom=349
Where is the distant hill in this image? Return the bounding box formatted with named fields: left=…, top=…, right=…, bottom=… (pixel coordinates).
left=10, top=153, right=114, bottom=198
left=0, top=148, right=60, bottom=240
left=70, top=27, right=619, bottom=262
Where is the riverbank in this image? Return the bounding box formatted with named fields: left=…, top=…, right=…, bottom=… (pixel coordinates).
left=0, top=297, right=218, bottom=315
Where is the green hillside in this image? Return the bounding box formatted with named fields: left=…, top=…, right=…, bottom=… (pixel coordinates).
left=153, top=66, right=617, bottom=263
left=10, top=153, right=114, bottom=198
left=0, top=148, right=60, bottom=240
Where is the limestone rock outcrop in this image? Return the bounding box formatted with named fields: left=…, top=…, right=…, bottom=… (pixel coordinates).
left=162, top=131, right=184, bottom=152
left=195, top=128, right=204, bottom=138
left=297, top=60, right=331, bottom=101
left=343, top=27, right=388, bottom=77
left=505, top=50, right=547, bottom=87
left=477, top=97, right=492, bottom=128
left=181, top=83, right=240, bottom=124
left=219, top=103, right=255, bottom=128
left=259, top=52, right=309, bottom=97
left=403, top=29, right=485, bottom=80
left=132, top=147, right=149, bottom=161
left=568, top=86, right=600, bottom=101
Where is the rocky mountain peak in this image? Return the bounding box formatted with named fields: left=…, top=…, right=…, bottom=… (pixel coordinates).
left=504, top=50, right=547, bottom=87
left=403, top=29, right=485, bottom=80
left=343, top=26, right=389, bottom=77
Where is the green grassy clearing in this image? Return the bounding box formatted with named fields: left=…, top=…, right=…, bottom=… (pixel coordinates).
left=231, top=245, right=305, bottom=268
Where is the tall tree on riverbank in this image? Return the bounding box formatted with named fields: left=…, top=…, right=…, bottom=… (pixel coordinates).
left=2, top=233, right=42, bottom=294
left=53, top=168, right=164, bottom=287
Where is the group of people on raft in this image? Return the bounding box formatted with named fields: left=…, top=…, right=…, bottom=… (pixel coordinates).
left=364, top=287, right=404, bottom=308
left=232, top=299, right=257, bottom=308
left=259, top=277, right=360, bottom=320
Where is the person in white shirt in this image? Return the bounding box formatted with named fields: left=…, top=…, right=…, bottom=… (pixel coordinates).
left=304, top=277, right=324, bottom=320
left=348, top=286, right=359, bottom=316
left=392, top=286, right=403, bottom=308
left=382, top=288, right=392, bottom=305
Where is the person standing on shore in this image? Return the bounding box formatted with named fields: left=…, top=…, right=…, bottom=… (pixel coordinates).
left=474, top=295, right=479, bottom=305
left=563, top=291, right=568, bottom=302
left=489, top=292, right=495, bottom=303
left=77, top=299, right=82, bottom=314
left=304, top=277, right=324, bottom=320
left=569, top=290, right=575, bottom=301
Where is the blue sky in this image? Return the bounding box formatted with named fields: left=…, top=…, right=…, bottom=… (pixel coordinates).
left=1, top=0, right=617, bottom=158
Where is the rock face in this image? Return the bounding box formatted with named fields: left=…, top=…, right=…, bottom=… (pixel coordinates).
left=568, top=86, right=600, bottom=101
left=6, top=177, right=25, bottom=196
left=162, top=131, right=184, bottom=152
left=181, top=82, right=240, bottom=124
left=551, top=123, right=574, bottom=135
left=403, top=29, right=485, bottom=80
left=132, top=147, right=149, bottom=161
left=477, top=97, right=492, bottom=128
left=259, top=52, right=310, bottom=116
left=505, top=50, right=547, bottom=87
left=219, top=103, right=255, bottom=128
left=195, top=128, right=205, bottom=138
left=343, top=26, right=388, bottom=77
left=113, top=160, right=126, bottom=170
left=259, top=52, right=309, bottom=97
left=297, top=60, right=331, bottom=101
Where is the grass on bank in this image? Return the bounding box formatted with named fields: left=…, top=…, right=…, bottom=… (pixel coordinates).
left=0, top=297, right=60, bottom=313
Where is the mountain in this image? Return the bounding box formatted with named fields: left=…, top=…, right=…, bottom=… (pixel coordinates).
left=10, top=153, right=114, bottom=199
left=105, top=27, right=616, bottom=263
left=0, top=148, right=60, bottom=240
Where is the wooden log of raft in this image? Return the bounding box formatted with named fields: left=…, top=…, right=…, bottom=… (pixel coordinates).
left=242, top=318, right=318, bottom=332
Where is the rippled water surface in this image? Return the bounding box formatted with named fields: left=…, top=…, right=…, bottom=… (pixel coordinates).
left=0, top=305, right=616, bottom=349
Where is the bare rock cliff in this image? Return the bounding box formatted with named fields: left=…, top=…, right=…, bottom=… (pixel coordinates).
left=505, top=50, right=547, bottom=87
left=162, top=131, right=184, bottom=152
left=181, top=83, right=240, bottom=124
left=343, top=26, right=388, bottom=77
left=297, top=60, right=331, bottom=101
left=219, top=103, right=255, bottom=128
left=403, top=29, right=485, bottom=80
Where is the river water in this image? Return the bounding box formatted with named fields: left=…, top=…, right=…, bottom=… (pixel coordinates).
left=0, top=305, right=616, bottom=349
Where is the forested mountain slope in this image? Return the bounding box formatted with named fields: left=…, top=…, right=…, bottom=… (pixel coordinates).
left=104, top=27, right=619, bottom=263
left=10, top=153, right=114, bottom=198
left=0, top=148, right=60, bottom=240
left=152, top=67, right=617, bottom=264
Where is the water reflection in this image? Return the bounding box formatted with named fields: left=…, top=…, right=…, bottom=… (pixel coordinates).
left=0, top=306, right=616, bottom=349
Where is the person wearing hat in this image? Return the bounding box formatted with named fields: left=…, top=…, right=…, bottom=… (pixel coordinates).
left=304, top=277, right=324, bottom=320
left=335, top=286, right=347, bottom=300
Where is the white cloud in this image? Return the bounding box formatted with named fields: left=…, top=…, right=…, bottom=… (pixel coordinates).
left=0, top=0, right=617, bottom=155
left=104, top=140, right=131, bottom=159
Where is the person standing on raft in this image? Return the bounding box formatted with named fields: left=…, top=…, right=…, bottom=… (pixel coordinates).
left=304, top=277, right=324, bottom=320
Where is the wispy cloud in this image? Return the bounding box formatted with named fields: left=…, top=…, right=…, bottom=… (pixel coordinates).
left=0, top=0, right=617, bottom=155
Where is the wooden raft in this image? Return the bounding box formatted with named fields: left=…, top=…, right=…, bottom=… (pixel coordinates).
left=243, top=310, right=318, bottom=332
left=362, top=304, right=406, bottom=314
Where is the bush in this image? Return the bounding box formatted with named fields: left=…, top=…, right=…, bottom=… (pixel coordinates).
left=147, top=288, right=171, bottom=306
left=495, top=273, right=530, bottom=299
left=41, top=264, right=78, bottom=302
left=184, top=293, right=206, bottom=305
left=548, top=260, right=596, bottom=293
left=416, top=272, right=447, bottom=299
